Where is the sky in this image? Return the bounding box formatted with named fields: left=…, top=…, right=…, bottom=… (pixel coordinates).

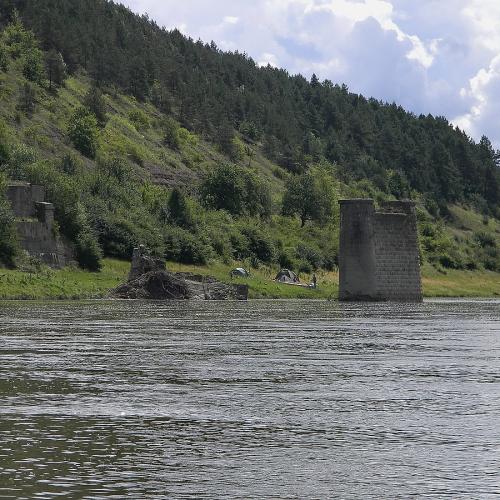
left=120, top=0, right=500, bottom=146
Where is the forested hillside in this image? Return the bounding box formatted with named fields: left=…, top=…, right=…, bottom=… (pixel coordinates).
left=0, top=0, right=499, bottom=278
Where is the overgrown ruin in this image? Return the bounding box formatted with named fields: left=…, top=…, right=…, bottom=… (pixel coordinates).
left=111, top=246, right=248, bottom=300
left=339, top=199, right=423, bottom=302
left=6, top=183, right=70, bottom=268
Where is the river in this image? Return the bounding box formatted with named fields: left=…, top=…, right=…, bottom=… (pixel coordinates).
left=1, top=299, right=499, bottom=498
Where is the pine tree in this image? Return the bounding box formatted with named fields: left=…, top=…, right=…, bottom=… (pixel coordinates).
left=45, top=49, right=67, bottom=89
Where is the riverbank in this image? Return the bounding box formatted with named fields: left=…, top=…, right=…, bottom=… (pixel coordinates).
left=0, top=260, right=498, bottom=300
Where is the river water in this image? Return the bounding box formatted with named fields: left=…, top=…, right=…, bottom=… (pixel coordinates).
left=1, top=299, right=499, bottom=499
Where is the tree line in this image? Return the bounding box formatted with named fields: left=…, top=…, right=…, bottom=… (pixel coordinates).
left=0, top=0, right=498, bottom=214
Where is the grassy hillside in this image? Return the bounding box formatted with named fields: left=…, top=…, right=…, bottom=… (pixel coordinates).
left=0, top=13, right=499, bottom=299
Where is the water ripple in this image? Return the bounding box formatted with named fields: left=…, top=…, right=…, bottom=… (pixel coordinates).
left=0, top=299, right=499, bottom=498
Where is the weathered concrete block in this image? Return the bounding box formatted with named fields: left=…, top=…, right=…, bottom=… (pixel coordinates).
left=6, top=183, right=72, bottom=268
left=339, top=199, right=422, bottom=302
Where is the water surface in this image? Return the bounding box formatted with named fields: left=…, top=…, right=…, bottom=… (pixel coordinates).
left=1, top=299, right=499, bottom=498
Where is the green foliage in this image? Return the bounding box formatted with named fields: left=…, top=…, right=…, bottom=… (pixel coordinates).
left=22, top=47, right=45, bottom=84
left=83, top=86, right=107, bottom=126
left=239, top=121, right=262, bottom=142
left=68, top=108, right=99, bottom=158
left=239, top=224, right=275, bottom=263
left=282, top=167, right=336, bottom=226
left=2, top=144, right=36, bottom=180
left=3, top=0, right=500, bottom=214
left=0, top=7, right=497, bottom=283
left=296, top=243, right=323, bottom=270
left=151, top=80, right=171, bottom=113
left=2, top=12, right=38, bottom=60
left=216, top=122, right=240, bottom=160
left=0, top=121, right=9, bottom=166
left=75, top=231, right=102, bottom=271
left=167, top=188, right=194, bottom=228
left=164, top=226, right=211, bottom=265
left=474, top=231, right=497, bottom=249
left=17, top=81, right=36, bottom=116
left=128, top=109, right=149, bottom=131
left=60, top=153, right=81, bottom=175
left=45, top=49, right=67, bottom=89
left=0, top=42, right=8, bottom=71
left=200, top=163, right=271, bottom=217
left=0, top=174, right=19, bottom=267
left=163, top=117, right=180, bottom=150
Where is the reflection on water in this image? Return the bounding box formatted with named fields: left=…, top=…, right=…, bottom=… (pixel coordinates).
left=0, top=299, right=499, bottom=498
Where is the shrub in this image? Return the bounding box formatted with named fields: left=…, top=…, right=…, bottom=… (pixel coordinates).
left=68, top=108, right=99, bottom=158
left=200, top=163, right=271, bottom=217
left=239, top=121, right=262, bottom=142
left=474, top=231, right=496, bottom=248
left=60, top=154, right=81, bottom=175
left=0, top=42, right=9, bottom=71
left=94, top=211, right=162, bottom=260
left=164, top=226, right=211, bottom=265
left=298, top=260, right=313, bottom=275
left=167, top=188, right=194, bottom=228
left=129, top=109, right=149, bottom=131
left=277, top=248, right=296, bottom=270
left=75, top=231, right=102, bottom=271
left=17, top=82, right=36, bottom=116
left=0, top=177, right=18, bottom=267
left=163, top=117, right=180, bottom=150
left=45, top=50, right=67, bottom=89
left=240, top=226, right=275, bottom=263
left=0, top=120, right=9, bottom=167
left=2, top=144, right=37, bottom=180
left=296, top=243, right=323, bottom=270
left=22, top=47, right=46, bottom=84
left=84, top=86, right=107, bottom=126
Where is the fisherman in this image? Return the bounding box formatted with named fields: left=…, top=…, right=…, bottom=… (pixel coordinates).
left=312, top=273, right=317, bottom=289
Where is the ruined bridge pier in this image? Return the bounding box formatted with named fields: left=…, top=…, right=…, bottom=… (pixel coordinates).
left=339, top=199, right=423, bottom=302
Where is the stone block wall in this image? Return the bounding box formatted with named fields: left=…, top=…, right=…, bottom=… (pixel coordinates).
left=6, top=183, right=71, bottom=268
left=339, top=199, right=422, bottom=302
left=6, top=184, right=45, bottom=218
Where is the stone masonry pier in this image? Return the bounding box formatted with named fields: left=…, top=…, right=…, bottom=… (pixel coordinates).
left=339, top=199, right=422, bottom=302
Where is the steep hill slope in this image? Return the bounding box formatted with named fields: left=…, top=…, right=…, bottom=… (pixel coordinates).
left=0, top=1, right=498, bottom=291
left=4, top=0, right=500, bottom=211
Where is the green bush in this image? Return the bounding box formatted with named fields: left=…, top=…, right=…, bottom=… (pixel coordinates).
left=240, top=225, right=275, bottom=263
left=163, top=117, right=180, bottom=150
left=298, top=260, right=313, bottom=275
left=200, top=163, right=271, bottom=217
left=94, top=211, right=162, bottom=260
left=2, top=144, right=36, bottom=181
left=68, top=108, right=99, bottom=158
left=129, top=109, right=149, bottom=131
left=75, top=231, right=102, bottom=271
left=0, top=176, right=18, bottom=267
left=0, top=120, right=10, bottom=167
left=84, top=86, right=107, bottom=126
left=167, top=188, right=194, bottom=228
left=164, top=226, right=211, bottom=265
left=22, top=47, right=46, bottom=84
left=0, top=42, right=9, bottom=71
left=277, top=248, right=297, bottom=270
left=296, top=243, right=323, bottom=270
left=474, top=231, right=496, bottom=248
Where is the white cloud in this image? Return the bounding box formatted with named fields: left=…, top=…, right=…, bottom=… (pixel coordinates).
left=258, top=52, right=279, bottom=68
left=118, top=0, right=500, bottom=145
left=223, top=16, right=239, bottom=25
